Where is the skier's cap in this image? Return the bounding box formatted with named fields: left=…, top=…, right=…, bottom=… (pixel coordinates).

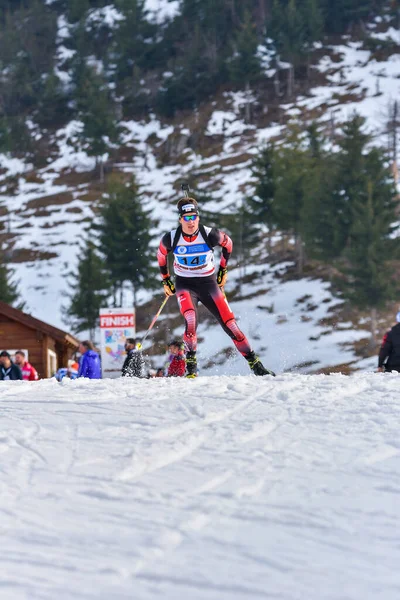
left=125, top=338, right=136, bottom=345
left=0, top=350, right=11, bottom=358
left=396, top=311, right=400, bottom=323
left=177, top=197, right=199, bottom=217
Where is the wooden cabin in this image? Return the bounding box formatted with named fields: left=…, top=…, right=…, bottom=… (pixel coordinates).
left=0, top=301, right=79, bottom=378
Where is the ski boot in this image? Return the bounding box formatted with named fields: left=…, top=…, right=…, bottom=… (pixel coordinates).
left=246, top=351, right=275, bottom=376
left=185, top=351, right=198, bottom=378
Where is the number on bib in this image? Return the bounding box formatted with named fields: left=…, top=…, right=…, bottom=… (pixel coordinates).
left=177, top=255, right=206, bottom=267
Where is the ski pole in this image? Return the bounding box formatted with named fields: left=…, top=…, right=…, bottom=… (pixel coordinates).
left=181, top=181, right=190, bottom=197
left=136, top=296, right=169, bottom=350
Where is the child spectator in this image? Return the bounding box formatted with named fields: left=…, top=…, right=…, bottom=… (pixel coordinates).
left=68, top=359, right=80, bottom=376
left=166, top=340, right=186, bottom=377
left=14, top=350, right=39, bottom=381
left=54, top=359, right=80, bottom=382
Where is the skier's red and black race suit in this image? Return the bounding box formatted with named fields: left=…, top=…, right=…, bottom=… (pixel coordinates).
left=157, top=225, right=252, bottom=356
left=378, top=323, right=400, bottom=372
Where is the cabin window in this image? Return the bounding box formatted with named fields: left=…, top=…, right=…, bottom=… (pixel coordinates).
left=47, top=349, right=57, bottom=377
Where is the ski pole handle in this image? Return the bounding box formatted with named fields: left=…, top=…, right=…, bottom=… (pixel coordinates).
left=181, top=182, right=190, bottom=198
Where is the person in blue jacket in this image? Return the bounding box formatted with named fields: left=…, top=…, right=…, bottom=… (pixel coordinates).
left=77, top=340, right=102, bottom=379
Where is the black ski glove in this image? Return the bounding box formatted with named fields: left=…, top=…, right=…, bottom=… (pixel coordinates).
left=217, top=266, right=228, bottom=288
left=162, top=277, right=176, bottom=297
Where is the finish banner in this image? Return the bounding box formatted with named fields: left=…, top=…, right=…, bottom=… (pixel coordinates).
left=99, top=307, right=135, bottom=378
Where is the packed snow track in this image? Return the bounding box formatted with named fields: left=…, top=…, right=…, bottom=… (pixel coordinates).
left=1, top=373, right=399, bottom=599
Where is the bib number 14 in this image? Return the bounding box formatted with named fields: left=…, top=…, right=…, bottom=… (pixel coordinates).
left=177, top=255, right=206, bottom=266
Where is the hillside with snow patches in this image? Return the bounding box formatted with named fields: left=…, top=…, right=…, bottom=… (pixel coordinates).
left=1, top=373, right=400, bottom=599
left=0, top=3, right=399, bottom=373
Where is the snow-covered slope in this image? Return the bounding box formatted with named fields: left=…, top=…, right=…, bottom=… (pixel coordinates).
left=0, top=10, right=399, bottom=373
left=1, top=373, right=400, bottom=599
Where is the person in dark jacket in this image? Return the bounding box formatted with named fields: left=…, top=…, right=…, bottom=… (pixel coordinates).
left=378, top=311, right=400, bottom=372
left=0, top=350, right=23, bottom=380
left=77, top=341, right=102, bottom=379
left=121, top=338, right=145, bottom=378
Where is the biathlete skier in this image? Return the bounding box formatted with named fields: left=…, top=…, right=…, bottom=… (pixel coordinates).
left=157, top=196, right=275, bottom=378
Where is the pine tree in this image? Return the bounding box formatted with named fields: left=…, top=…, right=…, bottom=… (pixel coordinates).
left=113, top=0, right=155, bottom=76
left=0, top=233, right=24, bottom=308
left=320, top=0, right=373, bottom=34
left=302, top=0, right=324, bottom=50
left=0, top=1, right=58, bottom=118
left=156, top=20, right=219, bottom=117
left=0, top=117, right=11, bottom=153
left=269, top=0, right=286, bottom=54
left=301, top=0, right=323, bottom=80
left=66, top=0, right=90, bottom=24
left=64, top=238, right=110, bottom=338
left=249, top=144, right=277, bottom=224
left=96, top=176, right=157, bottom=310
left=341, top=148, right=400, bottom=339
left=111, top=0, right=156, bottom=114
left=72, top=63, right=121, bottom=180
left=155, top=0, right=258, bottom=115
left=331, top=114, right=371, bottom=253
left=229, top=10, right=262, bottom=87
left=270, top=0, right=305, bottom=65
left=222, top=201, right=260, bottom=291
left=300, top=124, right=341, bottom=263
left=0, top=262, right=23, bottom=306
left=272, top=129, right=312, bottom=273
left=300, top=152, right=339, bottom=263
left=250, top=130, right=312, bottom=273
left=36, top=72, right=68, bottom=128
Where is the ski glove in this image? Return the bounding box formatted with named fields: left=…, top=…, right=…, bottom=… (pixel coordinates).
left=217, top=266, right=228, bottom=288
left=163, top=277, right=176, bottom=297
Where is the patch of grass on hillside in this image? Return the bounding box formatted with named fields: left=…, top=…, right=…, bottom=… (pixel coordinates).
left=25, top=192, right=73, bottom=210
left=12, top=248, right=58, bottom=262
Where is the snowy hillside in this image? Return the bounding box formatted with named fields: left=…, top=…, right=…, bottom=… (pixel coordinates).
left=1, top=374, right=400, bottom=599
left=0, top=7, right=399, bottom=373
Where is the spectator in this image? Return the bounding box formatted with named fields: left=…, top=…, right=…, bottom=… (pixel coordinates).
left=54, top=360, right=79, bottom=382
left=166, top=340, right=186, bottom=377
left=378, top=311, right=400, bottom=372
left=68, top=359, right=79, bottom=377
left=155, top=367, right=165, bottom=377
left=77, top=341, right=101, bottom=379
left=121, top=338, right=145, bottom=378
left=0, top=350, right=23, bottom=380
left=14, top=350, right=39, bottom=381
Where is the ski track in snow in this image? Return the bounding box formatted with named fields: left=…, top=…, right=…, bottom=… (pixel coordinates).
left=0, top=373, right=400, bottom=599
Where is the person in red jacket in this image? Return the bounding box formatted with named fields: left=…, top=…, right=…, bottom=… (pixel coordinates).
left=14, top=350, right=39, bottom=381
left=166, top=340, right=186, bottom=377
left=157, top=195, right=275, bottom=378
